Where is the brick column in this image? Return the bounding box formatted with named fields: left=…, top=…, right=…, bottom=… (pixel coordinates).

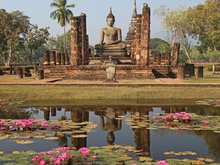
left=50, top=50, right=56, bottom=65
left=56, top=52, right=61, bottom=65
left=80, top=13, right=88, bottom=65
left=61, top=53, right=66, bottom=65
left=43, top=50, right=50, bottom=65
left=133, top=15, right=142, bottom=65
left=71, top=17, right=80, bottom=65
left=177, top=65, right=185, bottom=79
left=140, top=3, right=150, bottom=66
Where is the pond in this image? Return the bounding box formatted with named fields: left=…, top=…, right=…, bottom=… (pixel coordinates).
left=0, top=101, right=220, bottom=164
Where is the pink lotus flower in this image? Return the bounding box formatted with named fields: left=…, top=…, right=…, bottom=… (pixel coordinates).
left=0, top=120, right=4, bottom=126
left=39, top=159, right=46, bottom=165
left=47, top=150, right=54, bottom=155
left=32, top=156, right=41, bottom=162
left=203, top=120, right=209, bottom=125
left=157, top=160, right=169, bottom=165
left=41, top=121, right=48, bottom=128
left=79, top=147, right=90, bottom=156
left=91, top=155, right=97, bottom=159
left=38, top=152, right=46, bottom=156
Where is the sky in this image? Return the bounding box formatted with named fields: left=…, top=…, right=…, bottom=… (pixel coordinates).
left=0, top=0, right=205, bottom=45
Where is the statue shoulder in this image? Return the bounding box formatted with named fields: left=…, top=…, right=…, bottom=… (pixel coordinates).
left=101, top=27, right=108, bottom=32
left=114, top=27, right=121, bottom=31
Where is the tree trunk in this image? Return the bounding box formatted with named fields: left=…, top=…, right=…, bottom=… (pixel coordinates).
left=6, top=46, right=13, bottom=66
left=64, top=26, right=66, bottom=53
left=183, top=45, right=192, bottom=63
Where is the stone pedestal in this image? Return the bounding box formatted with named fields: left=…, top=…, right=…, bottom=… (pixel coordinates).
left=196, top=66, right=204, bottom=78
left=105, top=63, right=116, bottom=82
left=43, top=50, right=50, bottom=65
left=177, top=65, right=185, bottom=79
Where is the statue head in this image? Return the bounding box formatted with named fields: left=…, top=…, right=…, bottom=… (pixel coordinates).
left=106, top=7, right=115, bottom=27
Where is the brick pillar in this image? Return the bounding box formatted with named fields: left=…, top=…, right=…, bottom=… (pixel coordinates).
left=171, top=42, right=180, bottom=67
left=196, top=66, right=204, bottom=78
left=43, top=50, right=50, bottom=65
left=165, top=52, right=171, bottom=65
left=80, top=13, right=88, bottom=65
left=86, top=35, right=89, bottom=65
left=61, top=53, right=65, bottom=65
left=152, top=52, right=157, bottom=64
left=65, top=53, right=69, bottom=65
left=71, top=17, right=80, bottom=65
left=140, top=3, right=150, bottom=66
left=133, top=15, right=142, bottom=65
left=50, top=50, right=56, bottom=65
left=177, top=65, right=185, bottom=79
left=56, top=52, right=61, bottom=65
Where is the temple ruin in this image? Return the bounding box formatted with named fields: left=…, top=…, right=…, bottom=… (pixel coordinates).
left=42, top=1, right=181, bottom=80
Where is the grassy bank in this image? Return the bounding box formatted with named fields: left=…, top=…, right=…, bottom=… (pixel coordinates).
left=0, top=85, right=220, bottom=106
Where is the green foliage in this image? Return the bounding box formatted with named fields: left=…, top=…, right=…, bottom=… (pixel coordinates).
left=155, top=1, right=220, bottom=61
left=50, top=0, right=75, bottom=53
left=45, top=31, right=71, bottom=53
left=150, top=38, right=171, bottom=53
left=0, top=9, right=29, bottom=66
left=24, top=25, right=50, bottom=63
left=187, top=0, right=220, bottom=52
left=50, top=0, right=75, bottom=27
left=191, top=46, right=220, bottom=62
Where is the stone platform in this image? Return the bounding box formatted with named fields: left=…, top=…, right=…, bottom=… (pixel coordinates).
left=43, top=65, right=154, bottom=80
left=42, top=65, right=172, bottom=80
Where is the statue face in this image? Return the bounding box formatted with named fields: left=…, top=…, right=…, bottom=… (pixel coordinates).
left=106, top=18, right=115, bottom=27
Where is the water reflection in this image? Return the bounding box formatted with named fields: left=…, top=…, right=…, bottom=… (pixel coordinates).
left=0, top=105, right=220, bottom=161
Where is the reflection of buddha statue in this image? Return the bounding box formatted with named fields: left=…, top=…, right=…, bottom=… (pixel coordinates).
left=94, top=8, right=127, bottom=57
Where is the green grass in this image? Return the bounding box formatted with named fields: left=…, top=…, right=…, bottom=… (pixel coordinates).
left=0, top=85, right=220, bottom=106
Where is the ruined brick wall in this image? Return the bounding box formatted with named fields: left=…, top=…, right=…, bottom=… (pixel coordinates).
left=70, top=14, right=89, bottom=66
left=132, top=4, right=150, bottom=66
left=140, top=3, right=150, bottom=66
left=43, top=65, right=153, bottom=80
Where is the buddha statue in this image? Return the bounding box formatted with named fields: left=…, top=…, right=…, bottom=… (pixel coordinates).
left=94, top=8, right=127, bottom=57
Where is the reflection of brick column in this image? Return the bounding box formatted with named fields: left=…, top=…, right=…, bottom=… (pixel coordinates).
left=132, top=108, right=151, bottom=156
left=171, top=42, right=180, bottom=67
left=71, top=110, right=89, bottom=149
left=141, top=3, right=150, bottom=66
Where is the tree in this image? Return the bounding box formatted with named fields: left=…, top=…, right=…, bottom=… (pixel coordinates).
left=50, top=0, right=75, bottom=53
left=0, top=10, right=29, bottom=66
left=187, top=0, right=220, bottom=52
left=155, top=6, right=193, bottom=62
left=150, top=38, right=171, bottom=54
left=25, top=24, right=50, bottom=64
left=46, top=30, right=71, bottom=54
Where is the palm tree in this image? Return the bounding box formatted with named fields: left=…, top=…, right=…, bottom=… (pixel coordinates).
left=50, top=0, right=75, bottom=53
